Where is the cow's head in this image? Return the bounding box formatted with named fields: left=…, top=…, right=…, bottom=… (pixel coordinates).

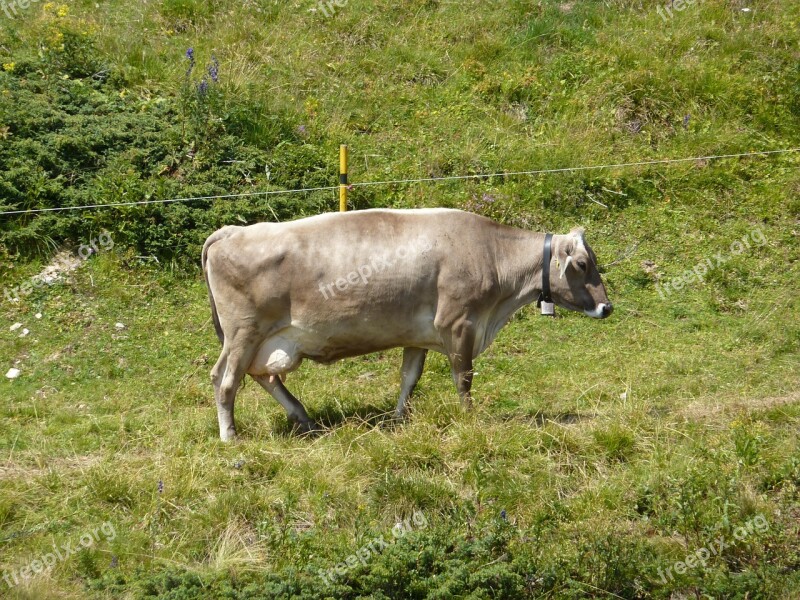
left=550, top=228, right=613, bottom=319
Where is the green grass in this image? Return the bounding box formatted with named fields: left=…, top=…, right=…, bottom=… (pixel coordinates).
left=1, top=0, right=800, bottom=598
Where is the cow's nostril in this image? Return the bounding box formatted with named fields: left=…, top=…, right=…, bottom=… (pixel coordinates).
left=602, top=303, right=613, bottom=317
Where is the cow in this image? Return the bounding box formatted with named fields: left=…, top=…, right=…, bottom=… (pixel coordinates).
left=202, top=208, right=612, bottom=441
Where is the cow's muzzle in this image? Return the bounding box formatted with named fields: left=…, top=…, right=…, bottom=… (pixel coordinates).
left=584, top=302, right=613, bottom=319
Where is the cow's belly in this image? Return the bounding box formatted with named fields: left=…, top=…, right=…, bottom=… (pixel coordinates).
left=247, top=312, right=441, bottom=376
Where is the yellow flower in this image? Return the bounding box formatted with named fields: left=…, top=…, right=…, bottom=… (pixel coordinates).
left=47, top=29, right=64, bottom=51
left=57, top=4, right=69, bottom=17
left=304, top=97, right=320, bottom=118
left=2, top=62, right=14, bottom=72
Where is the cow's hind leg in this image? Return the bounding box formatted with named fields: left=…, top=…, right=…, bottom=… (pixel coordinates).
left=211, top=351, right=238, bottom=441
left=252, top=375, right=319, bottom=435
left=395, top=347, right=428, bottom=419
left=211, top=336, right=259, bottom=442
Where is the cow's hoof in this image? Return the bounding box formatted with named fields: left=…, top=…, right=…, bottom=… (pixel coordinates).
left=293, top=420, right=322, bottom=437
left=220, top=432, right=238, bottom=443
left=391, top=411, right=409, bottom=424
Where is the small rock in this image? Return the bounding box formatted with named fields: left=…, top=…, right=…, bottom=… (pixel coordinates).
left=620, top=391, right=627, bottom=401
left=18, top=328, right=29, bottom=338
left=357, top=371, right=376, bottom=381
left=5, top=368, right=20, bottom=379
left=35, top=313, right=42, bottom=319
left=10, top=322, right=22, bottom=331
left=115, top=322, right=126, bottom=330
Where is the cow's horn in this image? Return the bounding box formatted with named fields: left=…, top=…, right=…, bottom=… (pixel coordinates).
left=559, top=255, right=573, bottom=278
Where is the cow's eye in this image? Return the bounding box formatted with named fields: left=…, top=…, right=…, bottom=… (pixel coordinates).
left=577, top=260, right=587, bottom=271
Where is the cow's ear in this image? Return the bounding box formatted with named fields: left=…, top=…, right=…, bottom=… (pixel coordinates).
left=569, top=227, right=586, bottom=243
left=561, top=235, right=575, bottom=257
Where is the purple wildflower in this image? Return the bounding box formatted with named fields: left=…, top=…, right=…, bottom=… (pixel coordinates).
left=482, top=192, right=496, bottom=204
left=185, top=48, right=195, bottom=77
left=297, top=124, right=307, bottom=137
left=500, top=509, right=507, bottom=521
left=682, top=113, right=691, bottom=129
left=157, top=480, right=164, bottom=494
left=197, top=78, right=209, bottom=96
left=208, top=55, right=219, bottom=83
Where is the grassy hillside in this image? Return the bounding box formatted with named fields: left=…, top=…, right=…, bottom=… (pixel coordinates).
left=1, top=0, right=799, bottom=598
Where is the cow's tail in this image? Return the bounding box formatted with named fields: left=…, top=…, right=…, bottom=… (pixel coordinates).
left=202, top=227, right=237, bottom=346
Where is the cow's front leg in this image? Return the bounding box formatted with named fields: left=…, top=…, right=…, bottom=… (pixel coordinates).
left=253, top=374, right=320, bottom=435
left=448, top=351, right=474, bottom=410
left=395, top=347, right=428, bottom=419
left=444, top=323, right=476, bottom=410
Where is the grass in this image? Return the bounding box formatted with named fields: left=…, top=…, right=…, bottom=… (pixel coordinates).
left=1, top=211, right=797, bottom=597
left=1, top=0, right=799, bottom=598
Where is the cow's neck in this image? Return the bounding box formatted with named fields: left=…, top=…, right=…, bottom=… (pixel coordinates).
left=473, top=231, right=551, bottom=355
left=494, top=230, right=550, bottom=305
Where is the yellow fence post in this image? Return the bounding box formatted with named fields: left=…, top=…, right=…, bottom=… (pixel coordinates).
left=339, top=144, right=348, bottom=212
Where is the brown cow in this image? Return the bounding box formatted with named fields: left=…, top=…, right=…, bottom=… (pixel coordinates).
left=202, top=209, right=612, bottom=440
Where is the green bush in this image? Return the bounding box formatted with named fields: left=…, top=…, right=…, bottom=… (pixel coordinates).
left=87, top=511, right=800, bottom=599
left=0, top=46, right=337, bottom=265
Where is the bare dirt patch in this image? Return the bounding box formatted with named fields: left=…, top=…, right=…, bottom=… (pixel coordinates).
left=679, top=390, right=800, bottom=422
left=0, top=454, right=101, bottom=482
